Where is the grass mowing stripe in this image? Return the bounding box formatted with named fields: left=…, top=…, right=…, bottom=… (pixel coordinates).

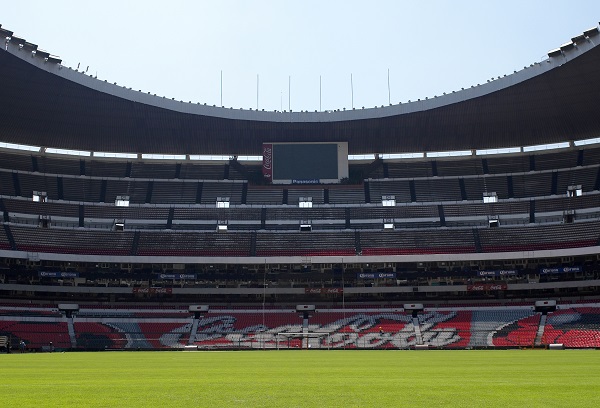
left=2, top=350, right=599, bottom=407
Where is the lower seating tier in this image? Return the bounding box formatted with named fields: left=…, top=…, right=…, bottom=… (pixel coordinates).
left=1, top=306, right=599, bottom=349
left=542, top=307, right=600, bottom=348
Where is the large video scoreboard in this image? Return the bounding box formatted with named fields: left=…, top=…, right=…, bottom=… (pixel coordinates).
left=262, top=142, right=349, bottom=184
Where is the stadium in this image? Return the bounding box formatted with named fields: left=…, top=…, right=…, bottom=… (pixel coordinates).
left=1, top=16, right=600, bottom=361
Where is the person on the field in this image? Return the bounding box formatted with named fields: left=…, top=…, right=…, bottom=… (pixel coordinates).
left=19, top=340, right=26, bottom=353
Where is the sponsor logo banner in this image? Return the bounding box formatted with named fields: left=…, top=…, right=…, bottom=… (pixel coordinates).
left=357, top=272, right=397, bottom=279
left=262, top=143, right=273, bottom=181
left=292, top=179, right=320, bottom=185
left=157, top=273, right=196, bottom=280
left=304, top=288, right=343, bottom=294
left=39, top=271, right=79, bottom=278
left=133, top=287, right=173, bottom=295
left=192, top=312, right=458, bottom=349
left=467, top=283, right=508, bottom=292
left=539, top=266, right=581, bottom=274
left=477, top=270, right=518, bottom=277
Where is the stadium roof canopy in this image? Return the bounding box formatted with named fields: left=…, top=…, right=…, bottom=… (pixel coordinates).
left=1, top=25, right=600, bottom=156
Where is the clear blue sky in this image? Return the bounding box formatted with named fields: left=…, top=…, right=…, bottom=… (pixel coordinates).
left=4, top=1, right=600, bottom=112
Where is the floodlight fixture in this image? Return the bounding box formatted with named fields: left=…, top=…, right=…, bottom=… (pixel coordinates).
left=560, top=41, right=574, bottom=52
left=23, top=41, right=37, bottom=51
left=0, top=27, right=14, bottom=37
left=547, top=48, right=562, bottom=58
left=583, top=27, right=599, bottom=37
left=47, top=55, right=62, bottom=64
left=12, top=35, right=25, bottom=44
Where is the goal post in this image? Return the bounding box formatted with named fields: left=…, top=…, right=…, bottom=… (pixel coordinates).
left=276, top=332, right=331, bottom=350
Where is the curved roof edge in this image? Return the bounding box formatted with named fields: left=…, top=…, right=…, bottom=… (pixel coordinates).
left=2, top=24, right=599, bottom=123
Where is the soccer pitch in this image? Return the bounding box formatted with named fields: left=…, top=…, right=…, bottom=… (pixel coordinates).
left=2, top=350, right=599, bottom=407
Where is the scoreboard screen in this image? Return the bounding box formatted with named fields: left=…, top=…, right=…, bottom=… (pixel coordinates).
left=262, top=142, right=348, bottom=184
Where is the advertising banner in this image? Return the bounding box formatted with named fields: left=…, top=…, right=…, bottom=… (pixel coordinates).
left=133, top=287, right=173, bottom=295
left=477, top=270, right=518, bottom=277
left=292, top=179, right=320, bottom=185
left=305, top=288, right=343, bottom=294
left=467, top=283, right=508, bottom=292
left=357, top=272, right=397, bottom=279
left=539, top=266, right=582, bottom=275
left=157, top=274, right=196, bottom=280
left=262, top=143, right=273, bottom=181
left=39, top=271, right=79, bottom=278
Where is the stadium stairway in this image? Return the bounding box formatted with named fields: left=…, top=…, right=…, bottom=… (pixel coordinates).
left=412, top=317, right=423, bottom=345
left=534, top=314, right=547, bottom=346
left=67, top=318, right=77, bottom=348
left=188, top=318, right=200, bottom=345
left=302, top=314, right=310, bottom=349
left=3, top=224, right=16, bottom=251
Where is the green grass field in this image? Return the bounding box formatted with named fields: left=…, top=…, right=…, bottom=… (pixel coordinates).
left=2, top=350, right=599, bottom=407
